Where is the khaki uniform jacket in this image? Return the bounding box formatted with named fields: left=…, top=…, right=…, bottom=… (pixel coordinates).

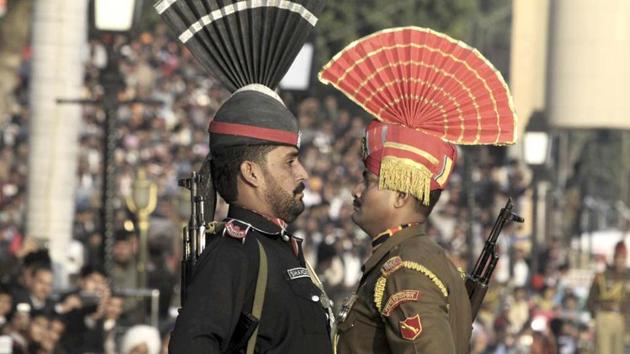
left=586, top=267, right=630, bottom=313
left=336, top=225, right=472, bottom=354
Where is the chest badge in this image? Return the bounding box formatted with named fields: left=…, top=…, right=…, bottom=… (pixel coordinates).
left=286, top=267, right=310, bottom=280
left=400, top=314, right=422, bottom=341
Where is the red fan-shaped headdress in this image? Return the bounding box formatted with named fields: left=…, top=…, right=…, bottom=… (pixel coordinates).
left=319, top=27, right=518, bottom=204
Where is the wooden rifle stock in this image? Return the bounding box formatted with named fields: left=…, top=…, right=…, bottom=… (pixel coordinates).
left=466, top=198, right=524, bottom=319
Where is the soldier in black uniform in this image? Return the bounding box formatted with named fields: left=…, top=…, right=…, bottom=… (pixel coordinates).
left=172, top=204, right=332, bottom=353
left=156, top=0, right=331, bottom=353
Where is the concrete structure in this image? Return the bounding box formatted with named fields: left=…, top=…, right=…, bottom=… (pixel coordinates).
left=27, top=0, right=86, bottom=288
left=548, top=0, right=630, bottom=129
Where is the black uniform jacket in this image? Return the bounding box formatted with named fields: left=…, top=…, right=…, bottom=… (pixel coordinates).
left=169, top=206, right=332, bottom=354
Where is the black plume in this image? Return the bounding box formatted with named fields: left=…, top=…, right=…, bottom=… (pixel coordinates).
left=156, top=0, right=324, bottom=92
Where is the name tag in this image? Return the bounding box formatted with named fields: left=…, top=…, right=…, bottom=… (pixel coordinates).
left=287, top=267, right=310, bottom=280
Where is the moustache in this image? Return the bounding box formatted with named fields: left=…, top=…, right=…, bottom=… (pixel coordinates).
left=353, top=198, right=361, bottom=209
left=293, top=182, right=306, bottom=195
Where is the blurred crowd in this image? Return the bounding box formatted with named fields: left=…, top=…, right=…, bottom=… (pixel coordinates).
left=0, top=23, right=624, bottom=354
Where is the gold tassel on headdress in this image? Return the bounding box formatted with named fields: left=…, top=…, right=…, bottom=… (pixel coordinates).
left=379, top=157, right=433, bottom=205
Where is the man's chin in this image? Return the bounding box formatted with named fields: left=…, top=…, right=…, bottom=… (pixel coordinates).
left=283, top=202, right=306, bottom=223
left=351, top=211, right=361, bottom=226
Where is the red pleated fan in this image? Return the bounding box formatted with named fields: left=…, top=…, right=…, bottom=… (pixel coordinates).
left=319, top=27, right=517, bottom=145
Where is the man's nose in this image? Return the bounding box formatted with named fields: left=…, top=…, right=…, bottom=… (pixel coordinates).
left=295, top=160, right=309, bottom=181
left=352, top=182, right=364, bottom=199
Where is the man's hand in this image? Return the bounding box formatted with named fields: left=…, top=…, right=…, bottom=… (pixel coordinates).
left=58, top=294, right=82, bottom=314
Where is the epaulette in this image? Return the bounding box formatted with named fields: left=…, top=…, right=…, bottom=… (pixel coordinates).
left=223, top=219, right=250, bottom=242
left=374, top=257, right=448, bottom=314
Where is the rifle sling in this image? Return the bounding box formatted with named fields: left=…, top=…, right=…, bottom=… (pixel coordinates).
left=247, top=240, right=268, bottom=354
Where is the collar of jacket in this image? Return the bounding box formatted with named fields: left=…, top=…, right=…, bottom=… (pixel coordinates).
left=361, top=223, right=427, bottom=275
left=227, top=205, right=287, bottom=237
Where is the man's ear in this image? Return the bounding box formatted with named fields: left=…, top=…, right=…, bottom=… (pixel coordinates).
left=239, top=160, right=264, bottom=188
left=394, top=191, right=413, bottom=209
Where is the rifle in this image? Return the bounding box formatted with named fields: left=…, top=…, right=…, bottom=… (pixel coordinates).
left=466, top=198, right=524, bottom=319
left=178, top=155, right=216, bottom=307
left=177, top=155, right=260, bottom=352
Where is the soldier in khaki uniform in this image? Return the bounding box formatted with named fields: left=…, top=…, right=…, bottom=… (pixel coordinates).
left=318, top=27, right=518, bottom=354
left=335, top=216, right=472, bottom=354
left=587, top=241, right=630, bottom=354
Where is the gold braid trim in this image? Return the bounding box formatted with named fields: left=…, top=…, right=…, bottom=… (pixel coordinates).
left=401, top=261, right=448, bottom=298
left=374, top=260, right=449, bottom=313
left=379, top=156, right=433, bottom=205
left=374, top=276, right=388, bottom=312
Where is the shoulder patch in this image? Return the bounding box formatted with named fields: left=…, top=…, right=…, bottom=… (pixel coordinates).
left=381, top=256, right=403, bottom=277
left=224, top=219, right=249, bottom=240
left=381, top=290, right=421, bottom=316
left=400, top=314, right=423, bottom=341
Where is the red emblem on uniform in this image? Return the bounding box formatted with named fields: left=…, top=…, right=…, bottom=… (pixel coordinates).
left=399, top=314, right=422, bottom=340
left=225, top=220, right=248, bottom=239
left=381, top=256, right=403, bottom=276
left=382, top=290, right=421, bottom=316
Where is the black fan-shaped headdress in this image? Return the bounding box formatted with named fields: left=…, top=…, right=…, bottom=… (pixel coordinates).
left=156, top=0, right=324, bottom=149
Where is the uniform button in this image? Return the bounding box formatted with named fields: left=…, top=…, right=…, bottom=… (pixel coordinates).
left=311, top=295, right=320, bottom=302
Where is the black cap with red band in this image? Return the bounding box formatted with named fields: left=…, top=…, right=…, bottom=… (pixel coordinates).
left=208, top=87, right=300, bottom=150
left=157, top=0, right=324, bottom=151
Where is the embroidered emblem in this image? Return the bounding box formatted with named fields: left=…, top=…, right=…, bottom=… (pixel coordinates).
left=400, top=314, right=423, bottom=341
left=381, top=290, right=421, bottom=316
left=286, top=267, right=310, bottom=280
left=381, top=256, right=403, bottom=277
left=224, top=220, right=248, bottom=240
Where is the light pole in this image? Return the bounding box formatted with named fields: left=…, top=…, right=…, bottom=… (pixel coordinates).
left=92, top=0, right=142, bottom=276
left=523, top=111, right=551, bottom=278
left=126, top=168, right=158, bottom=289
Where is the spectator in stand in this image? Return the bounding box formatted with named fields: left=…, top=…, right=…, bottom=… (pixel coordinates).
left=82, top=293, right=125, bottom=354
left=147, top=237, right=176, bottom=320
left=7, top=249, right=50, bottom=301
left=120, top=325, right=161, bottom=354
left=12, top=265, right=55, bottom=316
left=507, top=286, right=531, bottom=335
left=0, top=286, right=12, bottom=332
left=110, top=230, right=139, bottom=322
left=56, top=265, right=112, bottom=354
left=4, top=301, right=30, bottom=354
left=511, top=247, right=530, bottom=288
left=25, top=312, right=64, bottom=354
